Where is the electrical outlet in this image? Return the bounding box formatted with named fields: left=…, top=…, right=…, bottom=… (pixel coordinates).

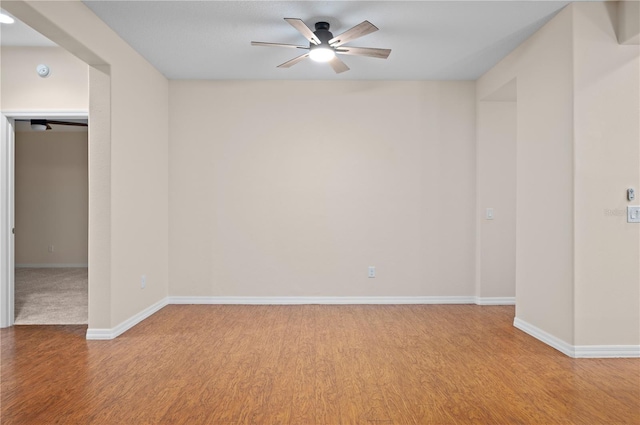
left=368, top=266, right=376, bottom=278
left=141, top=275, right=147, bottom=289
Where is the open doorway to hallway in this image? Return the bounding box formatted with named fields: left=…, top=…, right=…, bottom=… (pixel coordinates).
left=13, top=118, right=88, bottom=325
left=476, top=78, right=517, bottom=305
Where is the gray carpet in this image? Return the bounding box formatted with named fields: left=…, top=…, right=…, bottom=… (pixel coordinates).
left=14, top=268, right=88, bottom=325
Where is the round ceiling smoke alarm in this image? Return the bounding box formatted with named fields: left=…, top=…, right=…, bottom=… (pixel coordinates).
left=36, top=64, right=51, bottom=78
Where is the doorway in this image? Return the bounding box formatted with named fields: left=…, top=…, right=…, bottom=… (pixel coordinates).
left=0, top=111, right=88, bottom=326
left=14, top=117, right=88, bottom=324
left=476, top=78, right=517, bottom=303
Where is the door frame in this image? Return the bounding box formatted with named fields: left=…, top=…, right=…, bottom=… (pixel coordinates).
left=0, top=110, right=88, bottom=328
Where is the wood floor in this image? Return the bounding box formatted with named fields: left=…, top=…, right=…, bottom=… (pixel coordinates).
left=1, top=305, right=638, bottom=424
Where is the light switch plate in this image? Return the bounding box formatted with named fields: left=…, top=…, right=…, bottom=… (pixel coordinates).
left=628, top=206, right=640, bottom=223
left=486, top=208, right=494, bottom=220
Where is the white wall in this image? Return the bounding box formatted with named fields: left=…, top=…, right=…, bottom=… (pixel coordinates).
left=478, top=6, right=576, bottom=344
left=6, top=1, right=636, bottom=350
left=477, top=2, right=640, bottom=349
left=618, top=0, right=640, bottom=45
left=573, top=2, right=640, bottom=346
left=0, top=46, right=88, bottom=111
left=3, top=1, right=170, bottom=330
left=169, top=81, right=476, bottom=298
left=0, top=45, right=88, bottom=327
left=476, top=99, right=516, bottom=298
left=15, top=130, right=88, bottom=266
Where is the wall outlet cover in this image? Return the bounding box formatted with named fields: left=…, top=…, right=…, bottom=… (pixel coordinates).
left=368, top=266, right=376, bottom=278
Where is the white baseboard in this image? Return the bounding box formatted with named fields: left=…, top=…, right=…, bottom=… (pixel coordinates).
left=169, top=296, right=516, bottom=306
left=513, top=317, right=575, bottom=357
left=514, top=317, right=640, bottom=358
left=475, top=296, right=515, bottom=305
left=15, top=263, right=88, bottom=268
left=167, top=296, right=478, bottom=305
left=86, top=297, right=168, bottom=340
left=573, top=345, right=640, bottom=358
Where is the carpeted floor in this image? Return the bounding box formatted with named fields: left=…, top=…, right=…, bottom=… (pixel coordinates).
left=14, top=268, right=88, bottom=325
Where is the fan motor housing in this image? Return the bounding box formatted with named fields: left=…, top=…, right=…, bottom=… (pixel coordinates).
left=312, top=21, right=333, bottom=46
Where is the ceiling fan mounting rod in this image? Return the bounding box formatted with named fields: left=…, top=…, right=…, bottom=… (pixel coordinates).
left=311, top=22, right=334, bottom=47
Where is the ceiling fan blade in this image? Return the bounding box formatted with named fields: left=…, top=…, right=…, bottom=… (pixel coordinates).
left=277, top=53, right=310, bottom=68
left=284, top=18, right=321, bottom=45
left=251, top=41, right=309, bottom=50
left=46, top=120, right=88, bottom=127
left=335, top=46, right=391, bottom=59
left=328, top=56, right=350, bottom=74
left=329, top=21, right=378, bottom=47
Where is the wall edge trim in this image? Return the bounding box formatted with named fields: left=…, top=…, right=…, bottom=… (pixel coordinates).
left=573, top=345, right=640, bottom=358
left=514, top=316, right=640, bottom=358
left=1, top=110, right=89, bottom=118
left=16, top=263, right=88, bottom=268
left=475, top=296, right=515, bottom=305
left=514, top=317, right=575, bottom=357
left=86, top=297, right=168, bottom=340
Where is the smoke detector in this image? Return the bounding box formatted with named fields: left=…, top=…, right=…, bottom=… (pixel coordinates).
left=36, top=64, right=51, bottom=78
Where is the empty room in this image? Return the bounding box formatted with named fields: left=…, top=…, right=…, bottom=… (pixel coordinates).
left=0, top=1, right=638, bottom=424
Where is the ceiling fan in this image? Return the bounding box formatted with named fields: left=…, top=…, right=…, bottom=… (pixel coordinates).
left=251, top=18, right=391, bottom=74
left=17, top=119, right=88, bottom=131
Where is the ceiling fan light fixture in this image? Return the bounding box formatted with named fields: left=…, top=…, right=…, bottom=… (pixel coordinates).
left=30, top=124, right=48, bottom=131
left=253, top=18, right=389, bottom=73
left=0, top=13, right=14, bottom=24
left=30, top=120, right=51, bottom=131
left=309, top=46, right=335, bottom=63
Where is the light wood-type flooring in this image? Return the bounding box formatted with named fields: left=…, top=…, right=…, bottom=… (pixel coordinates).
left=1, top=305, right=639, bottom=424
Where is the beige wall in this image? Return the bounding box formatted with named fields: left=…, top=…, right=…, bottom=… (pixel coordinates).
left=4, top=1, right=170, bottom=329
left=478, top=2, right=640, bottom=347
left=169, top=81, right=476, bottom=297
left=618, top=0, right=640, bottom=45
left=573, top=2, right=640, bottom=346
left=5, top=1, right=637, bottom=348
left=0, top=46, right=88, bottom=111
left=476, top=100, right=516, bottom=298
left=478, top=6, right=576, bottom=343
left=15, top=131, right=88, bottom=265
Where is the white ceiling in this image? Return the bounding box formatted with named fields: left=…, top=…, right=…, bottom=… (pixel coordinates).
left=0, top=9, right=56, bottom=46
left=3, top=1, right=572, bottom=80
